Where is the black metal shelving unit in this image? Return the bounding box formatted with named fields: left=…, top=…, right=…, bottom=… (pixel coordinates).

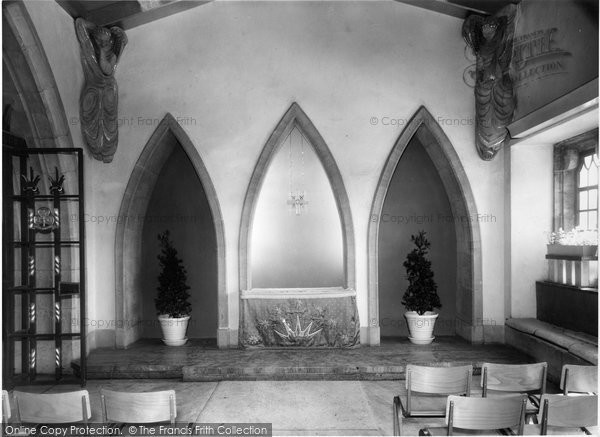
left=3, top=135, right=86, bottom=387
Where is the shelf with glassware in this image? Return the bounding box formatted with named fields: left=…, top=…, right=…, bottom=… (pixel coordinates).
left=546, top=228, right=598, bottom=288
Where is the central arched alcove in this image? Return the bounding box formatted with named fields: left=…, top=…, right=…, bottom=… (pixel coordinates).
left=367, top=106, right=482, bottom=345
left=250, top=126, right=345, bottom=288
left=239, top=102, right=358, bottom=348
left=240, top=102, right=355, bottom=291
left=115, top=114, right=227, bottom=348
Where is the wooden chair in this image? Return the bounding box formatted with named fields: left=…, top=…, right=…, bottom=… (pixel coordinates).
left=481, top=362, right=547, bottom=421
left=419, top=394, right=527, bottom=436
left=2, top=390, right=11, bottom=423
left=560, top=365, right=598, bottom=395
left=393, top=364, right=472, bottom=435
left=522, top=394, right=598, bottom=435
left=100, top=389, right=176, bottom=424
left=13, top=390, right=90, bottom=423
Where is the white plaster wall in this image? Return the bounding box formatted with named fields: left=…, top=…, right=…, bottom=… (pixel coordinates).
left=509, top=143, right=554, bottom=318
left=24, top=0, right=508, bottom=347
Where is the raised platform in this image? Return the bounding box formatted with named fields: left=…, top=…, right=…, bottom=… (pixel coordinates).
left=82, top=337, right=534, bottom=381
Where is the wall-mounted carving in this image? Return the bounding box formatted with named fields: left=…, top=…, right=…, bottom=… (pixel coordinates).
left=462, top=6, right=516, bottom=161
left=75, top=18, right=127, bottom=163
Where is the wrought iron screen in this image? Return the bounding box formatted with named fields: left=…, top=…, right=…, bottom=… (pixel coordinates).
left=3, top=135, right=86, bottom=387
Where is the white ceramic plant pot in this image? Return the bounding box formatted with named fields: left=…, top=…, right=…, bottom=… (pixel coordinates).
left=404, top=311, right=438, bottom=345
left=158, top=315, right=190, bottom=346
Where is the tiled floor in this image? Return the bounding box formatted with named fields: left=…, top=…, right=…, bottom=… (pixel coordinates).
left=5, top=338, right=549, bottom=435
left=10, top=376, right=558, bottom=436
left=7, top=379, right=447, bottom=435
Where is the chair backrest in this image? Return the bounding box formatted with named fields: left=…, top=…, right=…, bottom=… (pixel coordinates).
left=481, top=362, right=547, bottom=396
left=406, top=364, right=473, bottom=395
left=560, top=365, right=598, bottom=395
left=2, top=390, right=11, bottom=422
left=446, top=394, right=527, bottom=435
left=404, top=364, right=473, bottom=416
left=101, top=389, right=176, bottom=424
left=538, top=394, right=598, bottom=434
left=13, top=390, right=90, bottom=423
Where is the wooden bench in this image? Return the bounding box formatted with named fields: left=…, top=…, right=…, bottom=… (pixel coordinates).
left=505, top=318, right=597, bottom=383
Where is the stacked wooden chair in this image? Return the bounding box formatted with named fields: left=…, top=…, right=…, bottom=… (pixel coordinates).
left=560, top=364, right=598, bottom=395
left=521, top=393, right=598, bottom=435
left=419, top=394, right=527, bottom=436
left=517, top=365, right=599, bottom=435
left=2, top=390, right=11, bottom=423
left=101, top=389, right=177, bottom=425
left=405, top=361, right=548, bottom=435
left=481, top=362, right=547, bottom=423
left=6, top=388, right=178, bottom=432
left=12, top=390, right=91, bottom=424
left=393, top=364, right=473, bottom=436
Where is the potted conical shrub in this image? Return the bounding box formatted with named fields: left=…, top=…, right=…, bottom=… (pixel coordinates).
left=402, top=230, right=441, bottom=345
left=155, top=230, right=191, bottom=346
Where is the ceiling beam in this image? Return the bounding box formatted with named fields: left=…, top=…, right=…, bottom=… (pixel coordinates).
left=55, top=0, right=90, bottom=20
left=56, top=0, right=211, bottom=30
left=395, top=0, right=519, bottom=19
left=447, top=0, right=519, bottom=15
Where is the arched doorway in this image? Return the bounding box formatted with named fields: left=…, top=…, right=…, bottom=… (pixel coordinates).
left=367, top=106, right=482, bottom=345
left=115, top=114, right=227, bottom=348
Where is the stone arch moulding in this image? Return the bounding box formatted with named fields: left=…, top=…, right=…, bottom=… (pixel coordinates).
left=3, top=1, right=73, bottom=149
left=115, top=113, right=229, bottom=348
left=239, top=102, right=356, bottom=291
left=367, top=106, right=483, bottom=345
left=3, top=2, right=77, bottom=194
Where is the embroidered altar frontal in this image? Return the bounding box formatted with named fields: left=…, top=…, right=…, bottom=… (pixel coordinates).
left=240, top=288, right=360, bottom=348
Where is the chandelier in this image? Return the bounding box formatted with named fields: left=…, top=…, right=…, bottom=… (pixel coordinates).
left=286, top=127, right=309, bottom=215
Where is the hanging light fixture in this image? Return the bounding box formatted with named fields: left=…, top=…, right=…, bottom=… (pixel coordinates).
left=287, top=127, right=309, bottom=215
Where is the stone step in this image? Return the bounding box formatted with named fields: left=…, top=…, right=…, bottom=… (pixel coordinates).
left=82, top=337, right=532, bottom=381
left=182, top=365, right=406, bottom=381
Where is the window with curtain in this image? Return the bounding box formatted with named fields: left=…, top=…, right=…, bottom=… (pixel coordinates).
left=577, top=151, right=599, bottom=230
left=553, top=129, right=598, bottom=232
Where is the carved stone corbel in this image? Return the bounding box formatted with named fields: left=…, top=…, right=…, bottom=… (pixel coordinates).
left=462, top=6, right=517, bottom=161
left=75, top=18, right=127, bottom=163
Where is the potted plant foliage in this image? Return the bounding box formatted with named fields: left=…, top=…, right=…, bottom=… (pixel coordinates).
left=155, top=230, right=191, bottom=346
left=402, top=230, right=441, bottom=345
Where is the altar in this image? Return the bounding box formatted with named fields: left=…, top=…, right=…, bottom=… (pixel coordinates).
left=240, top=288, right=360, bottom=348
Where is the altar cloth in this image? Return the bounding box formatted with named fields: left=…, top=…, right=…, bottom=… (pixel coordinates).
left=240, top=288, right=360, bottom=348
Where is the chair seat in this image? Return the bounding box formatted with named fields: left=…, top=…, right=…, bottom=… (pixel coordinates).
left=397, top=392, right=451, bottom=417
left=521, top=424, right=598, bottom=435
left=419, top=426, right=508, bottom=436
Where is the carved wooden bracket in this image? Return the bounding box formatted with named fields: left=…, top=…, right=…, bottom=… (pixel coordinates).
left=75, top=18, right=127, bottom=163
left=462, top=5, right=517, bottom=160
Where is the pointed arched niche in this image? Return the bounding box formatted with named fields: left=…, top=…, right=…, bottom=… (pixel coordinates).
left=115, top=114, right=228, bottom=348
left=367, top=106, right=483, bottom=345
left=240, top=103, right=355, bottom=291
left=250, top=126, right=345, bottom=288
left=239, top=103, right=358, bottom=348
